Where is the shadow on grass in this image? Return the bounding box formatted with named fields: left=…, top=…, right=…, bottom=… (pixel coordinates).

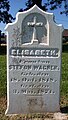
left=62, top=43, right=68, bottom=52
left=0, top=46, right=6, bottom=55
left=61, top=106, right=68, bottom=113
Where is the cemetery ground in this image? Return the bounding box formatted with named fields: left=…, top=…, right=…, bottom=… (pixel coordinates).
left=0, top=46, right=68, bottom=120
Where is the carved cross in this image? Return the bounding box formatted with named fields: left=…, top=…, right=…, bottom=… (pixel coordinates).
left=27, top=16, right=43, bottom=44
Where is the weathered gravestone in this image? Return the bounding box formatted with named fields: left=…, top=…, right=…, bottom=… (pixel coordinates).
left=5, top=5, right=63, bottom=115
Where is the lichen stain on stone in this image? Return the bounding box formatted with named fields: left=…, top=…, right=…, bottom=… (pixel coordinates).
left=27, top=97, right=44, bottom=113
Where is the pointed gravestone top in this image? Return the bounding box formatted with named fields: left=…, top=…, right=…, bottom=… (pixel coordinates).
left=5, top=5, right=63, bottom=115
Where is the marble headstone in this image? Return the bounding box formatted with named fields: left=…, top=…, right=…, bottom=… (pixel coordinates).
left=5, top=5, right=63, bottom=115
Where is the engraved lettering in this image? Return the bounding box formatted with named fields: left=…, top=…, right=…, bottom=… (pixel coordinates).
left=24, top=50, right=29, bottom=55
left=30, top=50, right=34, bottom=55
left=10, top=48, right=59, bottom=57
left=11, top=49, right=16, bottom=55
left=35, top=50, right=41, bottom=55
left=41, top=50, right=45, bottom=55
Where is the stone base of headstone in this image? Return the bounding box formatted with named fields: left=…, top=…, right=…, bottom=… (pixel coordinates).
left=53, top=112, right=68, bottom=120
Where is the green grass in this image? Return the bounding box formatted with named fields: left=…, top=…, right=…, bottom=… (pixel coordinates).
left=0, top=55, right=7, bottom=97
left=61, top=53, right=68, bottom=95
left=60, top=52, right=68, bottom=107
